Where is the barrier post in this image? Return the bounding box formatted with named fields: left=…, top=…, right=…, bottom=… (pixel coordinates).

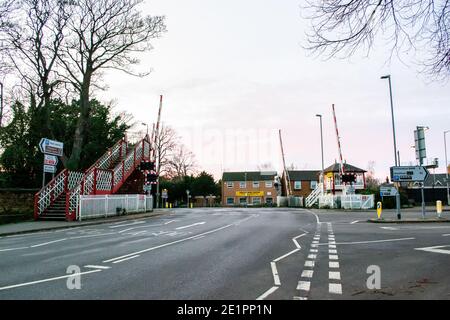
left=437, top=201, right=442, bottom=218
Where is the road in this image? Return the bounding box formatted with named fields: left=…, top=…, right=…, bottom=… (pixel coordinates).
left=0, top=208, right=449, bottom=300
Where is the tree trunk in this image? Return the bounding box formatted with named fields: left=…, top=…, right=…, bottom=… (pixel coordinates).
left=67, top=71, right=92, bottom=170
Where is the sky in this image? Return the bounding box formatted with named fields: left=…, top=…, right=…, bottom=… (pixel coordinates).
left=98, top=0, right=450, bottom=181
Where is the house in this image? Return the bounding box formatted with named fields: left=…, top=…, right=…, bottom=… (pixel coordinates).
left=405, top=173, right=449, bottom=204
left=222, top=171, right=278, bottom=206
left=281, top=170, right=321, bottom=198
left=323, top=162, right=367, bottom=195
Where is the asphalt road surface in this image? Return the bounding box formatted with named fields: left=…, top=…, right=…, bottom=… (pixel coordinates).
left=0, top=208, right=449, bottom=300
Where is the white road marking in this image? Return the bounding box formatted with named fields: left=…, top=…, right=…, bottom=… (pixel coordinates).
left=84, top=265, right=111, bottom=270
left=310, top=249, right=318, bottom=253
left=329, top=283, right=342, bottom=294
left=164, top=220, right=176, bottom=225
left=415, top=245, right=450, bottom=255
left=308, top=254, right=317, bottom=260
left=305, top=261, right=315, bottom=268
left=329, top=249, right=337, bottom=254
left=292, top=233, right=308, bottom=249
left=0, top=247, right=29, bottom=252
left=270, top=262, right=281, bottom=286
left=112, top=255, right=140, bottom=264
left=175, top=222, right=206, bottom=230
left=30, top=238, right=67, bottom=248
left=103, top=224, right=234, bottom=263
left=329, top=255, right=339, bottom=260
left=311, top=244, right=318, bottom=248
left=301, top=270, right=314, bottom=278
left=350, top=220, right=359, bottom=224
left=273, top=249, right=300, bottom=263
left=5, top=231, right=54, bottom=239
left=329, top=272, right=341, bottom=280
left=381, top=227, right=399, bottom=231
left=256, top=286, right=279, bottom=300
left=0, top=270, right=101, bottom=291
left=109, top=221, right=146, bottom=229
left=297, top=281, right=311, bottom=291
left=191, top=235, right=206, bottom=241
left=69, top=233, right=116, bottom=239
left=293, top=296, right=308, bottom=300
left=320, top=237, right=415, bottom=246
left=329, top=262, right=340, bottom=268
left=329, top=244, right=337, bottom=249
left=442, top=234, right=450, bottom=237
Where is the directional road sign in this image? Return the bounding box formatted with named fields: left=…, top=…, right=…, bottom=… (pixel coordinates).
left=390, top=166, right=429, bottom=182
left=380, top=186, right=398, bottom=197
left=39, top=138, right=64, bottom=157
left=43, top=165, right=57, bottom=174
left=44, top=154, right=58, bottom=166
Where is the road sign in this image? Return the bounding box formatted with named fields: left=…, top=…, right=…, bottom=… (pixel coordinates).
left=414, top=128, right=427, bottom=164
left=390, top=166, right=429, bottom=182
left=162, top=189, right=168, bottom=199
left=43, top=165, right=57, bottom=174
left=39, top=138, right=64, bottom=157
left=44, top=154, right=58, bottom=166
left=380, top=185, right=398, bottom=197
left=143, top=184, right=152, bottom=192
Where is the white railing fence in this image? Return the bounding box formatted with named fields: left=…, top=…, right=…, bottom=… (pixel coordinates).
left=306, top=183, right=324, bottom=207
left=319, top=194, right=374, bottom=210
left=78, top=194, right=153, bottom=221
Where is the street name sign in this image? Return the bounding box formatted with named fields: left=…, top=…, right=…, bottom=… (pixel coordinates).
left=44, top=154, right=58, bottom=166
left=43, top=165, right=57, bottom=174
left=39, top=138, right=64, bottom=157
left=390, top=166, right=429, bottom=182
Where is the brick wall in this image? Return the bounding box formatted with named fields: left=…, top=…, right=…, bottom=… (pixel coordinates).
left=222, top=180, right=277, bottom=206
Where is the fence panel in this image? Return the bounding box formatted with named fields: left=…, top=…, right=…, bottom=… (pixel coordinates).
left=78, top=194, right=153, bottom=221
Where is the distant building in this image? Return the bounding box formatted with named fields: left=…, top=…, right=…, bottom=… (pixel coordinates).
left=405, top=173, right=449, bottom=204
left=281, top=170, right=320, bottom=198
left=222, top=171, right=278, bottom=206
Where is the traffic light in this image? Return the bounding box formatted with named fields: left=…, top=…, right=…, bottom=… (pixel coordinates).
left=146, top=173, right=158, bottom=183
left=341, top=174, right=356, bottom=184
left=140, top=161, right=155, bottom=171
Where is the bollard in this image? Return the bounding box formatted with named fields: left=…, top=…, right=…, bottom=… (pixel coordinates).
left=190, top=203, right=194, bottom=209
left=165, top=202, right=169, bottom=209
left=377, top=202, right=382, bottom=220
left=437, top=201, right=442, bottom=218
left=169, top=203, right=172, bottom=209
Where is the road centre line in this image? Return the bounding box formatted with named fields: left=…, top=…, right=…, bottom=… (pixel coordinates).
left=176, top=222, right=206, bottom=230
left=0, top=247, right=29, bottom=252
left=273, top=249, right=300, bottom=263
left=69, top=233, right=116, bottom=240
left=112, top=255, right=140, bottom=264
left=84, top=265, right=111, bottom=270
left=350, top=221, right=359, bottom=224
left=0, top=270, right=102, bottom=291
left=109, top=221, right=146, bottom=229
left=256, top=286, right=279, bottom=300
left=30, top=238, right=67, bottom=248
left=103, top=224, right=234, bottom=263
left=318, top=237, right=415, bottom=246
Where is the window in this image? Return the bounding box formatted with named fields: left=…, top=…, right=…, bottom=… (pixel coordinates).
left=310, top=181, right=318, bottom=190
left=239, top=197, right=247, bottom=205
left=227, top=182, right=234, bottom=188
left=266, top=198, right=273, bottom=205
left=265, top=181, right=273, bottom=188
left=240, top=182, right=246, bottom=189
left=226, top=198, right=234, bottom=205
left=253, top=181, right=260, bottom=188
left=252, top=197, right=261, bottom=205
left=294, top=181, right=302, bottom=190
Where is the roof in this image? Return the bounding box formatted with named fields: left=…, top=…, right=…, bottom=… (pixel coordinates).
left=286, top=170, right=320, bottom=181
left=324, top=163, right=366, bottom=173
left=222, top=171, right=277, bottom=182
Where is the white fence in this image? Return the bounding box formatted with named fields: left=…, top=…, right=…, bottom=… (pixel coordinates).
left=319, top=194, right=374, bottom=210
left=78, top=194, right=153, bottom=221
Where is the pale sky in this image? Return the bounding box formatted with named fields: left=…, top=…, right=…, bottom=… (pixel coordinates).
left=98, top=0, right=450, bottom=181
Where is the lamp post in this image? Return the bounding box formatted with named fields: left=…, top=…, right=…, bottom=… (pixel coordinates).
left=0, top=81, right=4, bottom=127
left=141, top=122, right=149, bottom=136
left=381, top=75, right=401, bottom=220
left=244, top=173, right=248, bottom=207
left=445, top=130, right=450, bottom=206
left=186, top=190, right=190, bottom=208
left=316, top=114, right=325, bottom=188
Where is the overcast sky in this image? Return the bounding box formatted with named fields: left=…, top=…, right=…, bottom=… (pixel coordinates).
left=98, top=0, right=450, bottom=181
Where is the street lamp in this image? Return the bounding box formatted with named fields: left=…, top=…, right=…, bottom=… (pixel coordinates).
left=141, top=122, right=149, bottom=136
left=381, top=74, right=401, bottom=220
left=316, top=114, right=325, bottom=188
left=445, top=130, right=450, bottom=206
left=186, top=190, right=190, bottom=208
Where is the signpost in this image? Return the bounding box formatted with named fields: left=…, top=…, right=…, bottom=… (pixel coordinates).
left=380, top=185, right=398, bottom=197
left=162, top=189, right=168, bottom=209
left=390, top=166, right=429, bottom=182
left=39, top=138, right=63, bottom=188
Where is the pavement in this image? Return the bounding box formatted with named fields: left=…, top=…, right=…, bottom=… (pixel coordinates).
left=0, top=207, right=448, bottom=300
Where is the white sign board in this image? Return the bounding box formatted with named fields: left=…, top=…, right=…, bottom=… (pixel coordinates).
left=39, top=138, right=64, bottom=157
left=43, top=165, right=57, bottom=174
left=162, top=189, right=168, bottom=199
left=390, top=166, right=429, bottom=182
left=44, top=154, right=58, bottom=166
left=380, top=186, right=398, bottom=197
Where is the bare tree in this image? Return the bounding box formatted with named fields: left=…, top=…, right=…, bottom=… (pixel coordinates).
left=155, top=125, right=178, bottom=177
left=166, top=144, right=197, bottom=179
left=304, top=0, right=450, bottom=79
left=1, top=0, right=69, bottom=134
left=58, top=0, right=166, bottom=169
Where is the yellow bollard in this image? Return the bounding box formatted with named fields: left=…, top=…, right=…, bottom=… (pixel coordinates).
left=437, top=201, right=442, bottom=218
left=377, top=202, right=382, bottom=220
left=166, top=202, right=169, bottom=209
left=169, top=203, right=172, bottom=209
left=190, top=203, right=194, bottom=209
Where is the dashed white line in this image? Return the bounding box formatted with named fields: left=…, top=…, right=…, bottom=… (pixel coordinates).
left=329, top=283, right=342, bottom=294
left=30, top=238, right=67, bottom=248
left=112, top=255, right=140, bottom=264
left=329, top=272, right=341, bottom=280
left=256, top=286, right=279, bottom=300
left=350, top=220, right=359, bottom=224
left=329, top=255, right=339, bottom=260
left=329, top=261, right=340, bottom=268
left=270, top=262, right=281, bottom=286
left=301, top=270, right=314, bottom=278
left=297, top=281, right=311, bottom=291
left=0, top=247, right=28, bottom=252
left=175, top=222, right=206, bottom=230
left=84, top=265, right=111, bottom=270
left=305, top=261, right=315, bottom=268
left=308, top=254, right=317, bottom=260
